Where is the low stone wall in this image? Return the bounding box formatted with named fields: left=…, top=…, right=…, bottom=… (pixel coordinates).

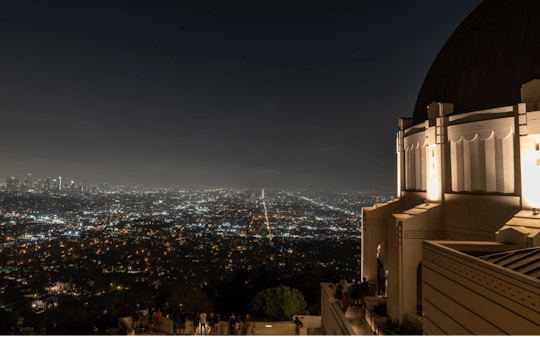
left=250, top=321, right=296, bottom=335
left=166, top=320, right=230, bottom=335
left=121, top=317, right=318, bottom=335
left=364, top=296, right=388, bottom=335
left=320, top=283, right=356, bottom=335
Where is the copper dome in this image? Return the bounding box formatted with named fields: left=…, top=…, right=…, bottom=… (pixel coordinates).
left=413, top=0, right=540, bottom=124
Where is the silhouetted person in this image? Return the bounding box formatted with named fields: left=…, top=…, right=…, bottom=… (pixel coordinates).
left=360, top=277, right=369, bottom=308
left=336, top=285, right=348, bottom=314
left=179, top=312, right=187, bottom=335
left=351, top=281, right=361, bottom=308
left=173, top=313, right=179, bottom=336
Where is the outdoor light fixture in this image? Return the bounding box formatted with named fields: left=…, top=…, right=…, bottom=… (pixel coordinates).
left=265, top=325, right=272, bottom=328
left=534, top=208, right=539, bottom=215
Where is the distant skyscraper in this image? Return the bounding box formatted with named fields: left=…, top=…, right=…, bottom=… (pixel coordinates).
left=44, top=177, right=50, bottom=191
left=52, top=178, right=58, bottom=190
left=6, top=176, right=19, bottom=191
left=24, top=173, right=32, bottom=191
left=58, top=175, right=62, bottom=191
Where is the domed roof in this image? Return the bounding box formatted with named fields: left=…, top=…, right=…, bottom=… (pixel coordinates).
left=413, top=0, right=540, bottom=124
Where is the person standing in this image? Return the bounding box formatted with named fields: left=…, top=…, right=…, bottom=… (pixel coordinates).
left=139, top=310, right=145, bottom=332
left=214, top=313, right=221, bottom=335
left=242, top=314, right=251, bottom=335
left=199, top=311, right=208, bottom=335
left=360, top=277, right=369, bottom=308
left=235, top=317, right=241, bottom=336
left=339, top=275, right=348, bottom=301
left=173, top=313, right=179, bottom=336
left=229, top=313, right=236, bottom=335
left=179, top=312, right=187, bottom=335
left=149, top=308, right=155, bottom=333
left=194, top=312, right=200, bottom=335
left=293, top=317, right=303, bottom=335
left=132, top=311, right=139, bottom=330
left=351, top=281, right=361, bottom=308
left=336, top=285, right=348, bottom=314
left=156, top=308, right=163, bottom=332
left=208, top=313, right=214, bottom=335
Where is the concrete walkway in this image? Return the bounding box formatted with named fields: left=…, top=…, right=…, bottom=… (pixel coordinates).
left=345, top=306, right=373, bottom=335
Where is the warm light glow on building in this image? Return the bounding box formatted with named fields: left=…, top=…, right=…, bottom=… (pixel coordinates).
left=521, top=135, right=540, bottom=208
left=426, top=144, right=440, bottom=202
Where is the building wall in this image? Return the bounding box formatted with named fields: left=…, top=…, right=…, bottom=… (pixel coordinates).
left=444, top=194, right=521, bottom=240
left=422, top=241, right=540, bottom=335
left=446, top=114, right=515, bottom=194
left=386, top=203, right=443, bottom=322
left=361, top=199, right=403, bottom=287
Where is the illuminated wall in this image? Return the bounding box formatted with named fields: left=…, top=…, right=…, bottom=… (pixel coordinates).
left=448, top=117, right=515, bottom=193
left=404, top=131, right=426, bottom=191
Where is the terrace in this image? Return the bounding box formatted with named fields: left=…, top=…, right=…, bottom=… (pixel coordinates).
left=320, top=283, right=373, bottom=335
left=118, top=315, right=321, bottom=335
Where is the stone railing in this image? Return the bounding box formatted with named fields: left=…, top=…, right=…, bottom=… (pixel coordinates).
left=320, top=283, right=356, bottom=335
left=364, top=296, right=388, bottom=335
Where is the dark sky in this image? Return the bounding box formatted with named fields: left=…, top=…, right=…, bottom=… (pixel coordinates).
left=0, top=0, right=483, bottom=191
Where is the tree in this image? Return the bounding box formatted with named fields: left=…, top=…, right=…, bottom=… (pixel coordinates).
left=166, top=285, right=213, bottom=315
left=250, top=286, right=309, bottom=321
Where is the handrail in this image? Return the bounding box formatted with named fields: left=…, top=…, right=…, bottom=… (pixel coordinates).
left=364, top=305, right=384, bottom=335
left=321, top=283, right=356, bottom=335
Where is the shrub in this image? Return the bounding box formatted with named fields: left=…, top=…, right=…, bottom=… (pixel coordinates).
left=250, top=286, right=309, bottom=321
left=373, top=303, right=386, bottom=316
left=381, top=319, right=415, bottom=335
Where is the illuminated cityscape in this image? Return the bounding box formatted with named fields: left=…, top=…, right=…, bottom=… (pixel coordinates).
left=0, top=176, right=392, bottom=333
left=6, top=0, right=540, bottom=335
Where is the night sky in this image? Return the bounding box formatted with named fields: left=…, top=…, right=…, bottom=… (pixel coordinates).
left=0, top=0, right=483, bottom=191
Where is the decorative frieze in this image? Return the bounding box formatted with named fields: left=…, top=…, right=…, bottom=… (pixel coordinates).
left=401, top=230, right=494, bottom=241
left=364, top=219, right=388, bottom=226
left=445, top=231, right=495, bottom=242
left=404, top=230, right=446, bottom=239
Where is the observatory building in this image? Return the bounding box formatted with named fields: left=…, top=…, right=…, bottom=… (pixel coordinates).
left=359, top=0, right=540, bottom=334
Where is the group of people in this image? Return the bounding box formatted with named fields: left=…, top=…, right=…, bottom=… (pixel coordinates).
left=181, top=311, right=219, bottom=335
left=228, top=313, right=252, bottom=335
left=335, top=275, right=370, bottom=314
left=137, top=309, right=252, bottom=335
left=173, top=312, right=251, bottom=336
left=131, top=308, right=163, bottom=333
left=172, top=312, right=188, bottom=335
